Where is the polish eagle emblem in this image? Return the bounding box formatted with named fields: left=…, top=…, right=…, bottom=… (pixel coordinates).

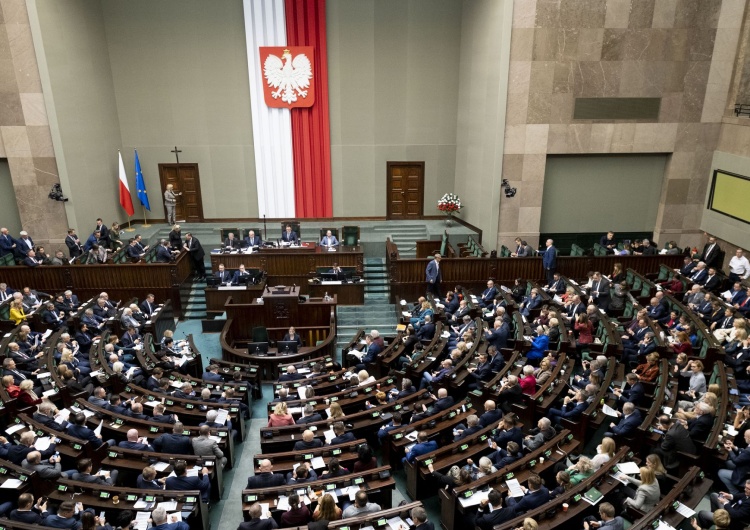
left=263, top=49, right=313, bottom=105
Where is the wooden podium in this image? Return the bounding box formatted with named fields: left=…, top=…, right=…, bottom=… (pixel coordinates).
left=261, top=285, right=301, bottom=327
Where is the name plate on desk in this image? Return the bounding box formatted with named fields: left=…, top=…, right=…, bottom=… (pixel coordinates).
left=218, top=286, right=247, bottom=290
left=321, top=281, right=343, bottom=285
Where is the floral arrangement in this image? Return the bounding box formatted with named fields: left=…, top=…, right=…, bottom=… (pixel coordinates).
left=437, top=193, right=462, bottom=215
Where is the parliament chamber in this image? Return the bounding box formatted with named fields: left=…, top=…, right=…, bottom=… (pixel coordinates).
left=0, top=217, right=748, bottom=530
left=4, top=0, right=750, bottom=529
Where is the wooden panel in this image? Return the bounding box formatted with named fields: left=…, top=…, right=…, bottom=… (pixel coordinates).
left=0, top=253, right=192, bottom=317
left=386, top=253, right=685, bottom=302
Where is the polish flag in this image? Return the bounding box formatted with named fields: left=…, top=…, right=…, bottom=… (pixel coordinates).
left=118, top=151, right=135, bottom=216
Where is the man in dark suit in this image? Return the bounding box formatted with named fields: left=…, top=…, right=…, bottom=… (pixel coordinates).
left=224, top=232, right=241, bottom=250
left=355, top=333, right=382, bottom=371
left=378, top=411, right=404, bottom=442
left=94, top=218, right=109, bottom=247
left=215, top=264, right=233, bottom=284
left=183, top=232, right=206, bottom=280
left=153, top=423, right=192, bottom=455
left=478, top=400, right=503, bottom=428
left=278, top=365, right=306, bottom=382
left=704, top=267, right=721, bottom=293
left=71, top=457, right=118, bottom=485
left=33, top=402, right=68, bottom=432
left=697, top=479, right=750, bottom=530
left=479, top=280, right=499, bottom=308
left=232, top=264, right=251, bottom=285
left=717, top=430, right=750, bottom=496
left=2, top=358, right=35, bottom=385
left=140, top=294, right=157, bottom=317
left=615, top=373, right=646, bottom=409
left=238, top=503, right=279, bottom=530
left=65, top=229, right=82, bottom=258
left=410, top=506, right=435, bottom=530
left=281, top=224, right=299, bottom=244
left=165, top=460, right=211, bottom=502
left=154, top=240, right=173, bottom=263
left=292, top=430, right=324, bottom=451
left=475, top=489, right=514, bottom=530
left=443, top=291, right=459, bottom=316
left=701, top=236, right=722, bottom=269
left=42, top=501, right=82, bottom=529
left=393, top=378, right=416, bottom=400
left=606, top=402, right=642, bottom=438
left=149, top=507, right=191, bottom=530
left=589, top=272, right=611, bottom=312
left=4, top=431, right=56, bottom=465
left=22, top=249, right=41, bottom=267
left=425, top=253, right=442, bottom=299
left=488, top=346, right=506, bottom=373
left=244, top=230, right=262, bottom=248
left=411, top=388, right=454, bottom=422
left=545, top=272, right=567, bottom=295
left=202, top=364, right=224, bottom=382
left=542, top=239, right=557, bottom=285
left=549, top=389, right=588, bottom=426
left=485, top=320, right=509, bottom=351
left=66, top=412, right=107, bottom=449
left=505, top=473, right=550, bottom=513
left=329, top=422, right=356, bottom=445
left=685, top=402, right=714, bottom=444
left=14, top=231, right=34, bottom=258
left=467, top=352, right=493, bottom=390
left=0, top=227, right=17, bottom=257
left=453, top=414, right=483, bottom=442
left=296, top=405, right=323, bottom=425
left=120, top=326, right=142, bottom=349
left=119, top=428, right=155, bottom=451
left=652, top=415, right=696, bottom=469
left=403, top=431, right=437, bottom=464
left=9, top=493, right=48, bottom=524
left=247, top=459, right=285, bottom=489
left=689, top=262, right=708, bottom=285
left=497, top=375, right=524, bottom=413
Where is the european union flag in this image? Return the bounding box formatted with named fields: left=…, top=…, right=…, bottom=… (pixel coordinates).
left=134, top=149, right=150, bottom=211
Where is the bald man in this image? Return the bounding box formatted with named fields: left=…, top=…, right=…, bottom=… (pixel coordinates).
left=246, top=459, right=285, bottom=489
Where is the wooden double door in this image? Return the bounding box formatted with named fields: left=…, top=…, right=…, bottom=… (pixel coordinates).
left=158, top=163, right=204, bottom=223
left=387, top=162, right=424, bottom=219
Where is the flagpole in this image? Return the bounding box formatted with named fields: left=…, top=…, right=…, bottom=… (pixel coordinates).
left=142, top=206, right=150, bottom=228
left=125, top=215, right=135, bottom=232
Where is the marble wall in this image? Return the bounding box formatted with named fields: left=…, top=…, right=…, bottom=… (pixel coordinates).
left=0, top=0, right=66, bottom=246
left=500, top=0, right=744, bottom=251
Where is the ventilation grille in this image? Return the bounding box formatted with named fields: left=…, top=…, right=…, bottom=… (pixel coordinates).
left=573, top=98, right=661, bottom=120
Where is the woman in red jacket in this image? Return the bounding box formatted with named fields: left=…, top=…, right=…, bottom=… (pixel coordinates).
left=519, top=365, right=537, bottom=395
left=574, top=312, right=594, bottom=357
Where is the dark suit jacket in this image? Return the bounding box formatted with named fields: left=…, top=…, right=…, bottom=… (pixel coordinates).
left=293, top=439, right=324, bottom=450
left=165, top=473, right=211, bottom=501
left=245, top=235, right=262, bottom=247
left=425, top=259, right=441, bottom=283
left=704, top=275, right=721, bottom=292
left=702, top=243, right=721, bottom=268
left=330, top=432, right=356, bottom=445
left=296, top=413, right=323, bottom=425
left=281, top=231, right=298, bottom=244
left=475, top=504, right=514, bottom=530
left=687, top=414, right=713, bottom=443
left=417, top=322, right=436, bottom=341
left=10, top=508, right=46, bottom=524
left=238, top=519, right=279, bottom=530
left=155, top=245, right=172, bottom=263
left=185, top=237, right=205, bottom=260
left=215, top=270, right=233, bottom=283
left=224, top=237, right=241, bottom=249
left=246, top=472, right=285, bottom=489
left=153, top=433, right=192, bottom=454
left=66, top=423, right=103, bottom=448
left=612, top=410, right=642, bottom=436
left=202, top=371, right=224, bottom=382
left=486, top=323, right=509, bottom=350
left=622, top=382, right=646, bottom=407
left=511, top=487, right=550, bottom=513
left=479, top=408, right=503, bottom=428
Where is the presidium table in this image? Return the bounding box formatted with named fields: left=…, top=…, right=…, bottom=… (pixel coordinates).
left=207, top=243, right=365, bottom=308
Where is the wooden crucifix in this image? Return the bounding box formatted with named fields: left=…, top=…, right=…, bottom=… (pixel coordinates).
left=171, top=146, right=182, bottom=165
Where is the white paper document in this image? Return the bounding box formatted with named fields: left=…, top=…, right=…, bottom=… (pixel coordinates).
left=5, top=424, right=25, bottom=435
left=34, top=437, right=52, bottom=451
left=602, top=404, right=619, bottom=417
left=505, top=478, right=525, bottom=497
left=458, top=489, right=490, bottom=508
left=158, top=501, right=178, bottom=511
left=0, top=479, right=22, bottom=489
left=674, top=502, right=695, bottom=518
left=94, top=420, right=104, bottom=436
left=276, top=495, right=289, bottom=511
left=616, top=461, right=641, bottom=475
left=215, top=409, right=229, bottom=425
left=153, top=462, right=170, bottom=472
left=387, top=516, right=409, bottom=530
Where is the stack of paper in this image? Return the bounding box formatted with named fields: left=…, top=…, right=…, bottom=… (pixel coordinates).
left=505, top=478, right=525, bottom=498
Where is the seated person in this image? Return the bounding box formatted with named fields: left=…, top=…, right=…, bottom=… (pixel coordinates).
left=232, top=264, right=251, bottom=284
left=137, top=465, right=166, bottom=490
left=224, top=232, right=241, bottom=250
left=244, top=230, right=262, bottom=248
left=293, top=430, right=324, bottom=451
left=165, top=459, right=211, bottom=503
left=282, top=326, right=304, bottom=346
left=215, top=263, right=233, bottom=284
left=320, top=230, right=339, bottom=248
left=10, top=493, right=48, bottom=524
left=282, top=224, right=298, bottom=244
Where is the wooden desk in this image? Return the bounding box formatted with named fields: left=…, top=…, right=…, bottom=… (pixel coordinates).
left=209, top=245, right=364, bottom=294
left=205, top=283, right=266, bottom=313
left=308, top=279, right=365, bottom=305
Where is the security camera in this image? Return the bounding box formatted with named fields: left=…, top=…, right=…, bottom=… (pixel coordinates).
left=48, top=183, right=68, bottom=202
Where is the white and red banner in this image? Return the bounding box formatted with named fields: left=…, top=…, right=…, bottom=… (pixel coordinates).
left=244, top=0, right=332, bottom=218
left=117, top=151, right=134, bottom=216
left=260, top=46, right=315, bottom=108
